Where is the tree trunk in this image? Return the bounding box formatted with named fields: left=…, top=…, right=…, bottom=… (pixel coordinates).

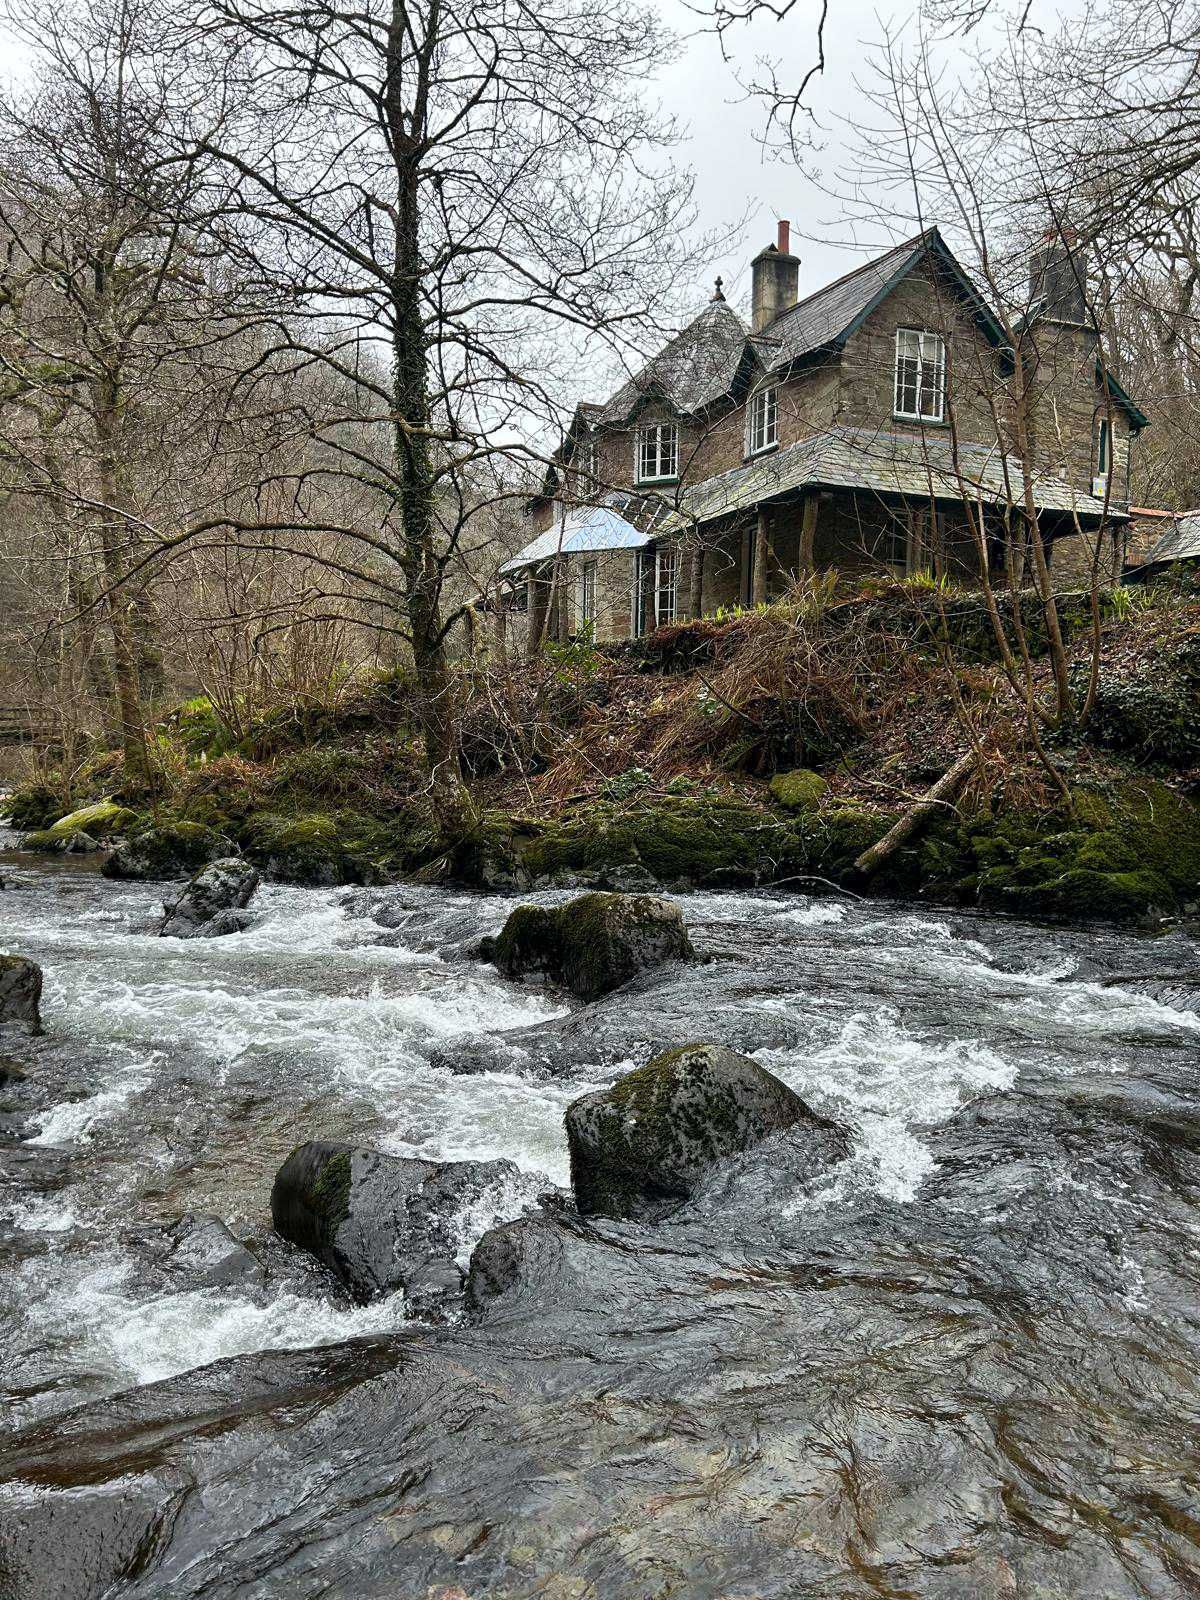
left=752, top=509, right=769, bottom=606
left=94, top=399, right=150, bottom=788
left=798, top=492, right=818, bottom=572
left=526, top=566, right=550, bottom=658
left=688, top=534, right=704, bottom=617
left=853, top=751, right=976, bottom=879
left=385, top=13, right=475, bottom=841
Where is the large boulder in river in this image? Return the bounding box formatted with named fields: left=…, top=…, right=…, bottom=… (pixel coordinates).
left=159, top=857, right=260, bottom=938
left=271, top=1140, right=521, bottom=1307
left=0, top=955, right=42, bottom=1032
left=482, top=891, right=695, bottom=1000
left=103, top=819, right=232, bottom=882
left=566, top=1043, right=849, bottom=1221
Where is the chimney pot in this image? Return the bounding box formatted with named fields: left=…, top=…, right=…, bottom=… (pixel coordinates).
left=777, top=219, right=791, bottom=255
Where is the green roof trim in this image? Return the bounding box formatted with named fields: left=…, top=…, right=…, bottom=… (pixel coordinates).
left=1097, top=365, right=1149, bottom=433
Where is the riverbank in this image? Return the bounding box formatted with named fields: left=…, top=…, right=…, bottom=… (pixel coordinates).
left=5, top=576, right=1199, bottom=922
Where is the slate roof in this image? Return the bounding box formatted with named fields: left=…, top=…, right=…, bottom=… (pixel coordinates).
left=655, top=427, right=1123, bottom=533
left=594, top=300, right=749, bottom=424
left=1132, top=512, right=1200, bottom=568
left=753, top=231, right=998, bottom=372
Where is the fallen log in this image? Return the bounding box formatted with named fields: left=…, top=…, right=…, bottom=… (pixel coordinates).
left=852, top=750, right=977, bottom=881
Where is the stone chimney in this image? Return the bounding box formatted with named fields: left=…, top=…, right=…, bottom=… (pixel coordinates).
left=751, top=220, right=800, bottom=332
left=1029, top=228, right=1088, bottom=325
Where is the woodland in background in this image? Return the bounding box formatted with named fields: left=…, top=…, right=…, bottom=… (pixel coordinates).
left=1, top=0, right=1200, bottom=865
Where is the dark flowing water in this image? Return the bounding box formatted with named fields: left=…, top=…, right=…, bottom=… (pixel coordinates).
left=1, top=830, right=1198, bottom=1597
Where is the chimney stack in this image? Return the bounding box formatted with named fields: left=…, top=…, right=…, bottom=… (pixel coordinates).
left=1029, top=227, right=1088, bottom=325
left=751, top=220, right=800, bottom=332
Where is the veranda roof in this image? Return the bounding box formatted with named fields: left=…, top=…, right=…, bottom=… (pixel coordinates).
left=655, top=426, right=1124, bottom=533
left=1132, top=511, right=1200, bottom=570
left=499, top=504, right=652, bottom=576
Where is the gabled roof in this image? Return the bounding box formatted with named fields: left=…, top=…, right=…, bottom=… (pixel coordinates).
left=655, top=426, right=1123, bottom=532
left=757, top=227, right=1009, bottom=374
left=1095, top=365, right=1149, bottom=434
left=1131, top=512, right=1200, bottom=568
left=593, top=300, right=749, bottom=425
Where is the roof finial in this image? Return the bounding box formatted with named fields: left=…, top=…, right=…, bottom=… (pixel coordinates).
left=711, top=274, right=725, bottom=302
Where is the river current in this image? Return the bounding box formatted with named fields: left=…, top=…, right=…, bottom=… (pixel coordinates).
left=1, top=832, right=1198, bottom=1597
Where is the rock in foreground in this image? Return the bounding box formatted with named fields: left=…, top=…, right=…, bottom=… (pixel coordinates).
left=566, top=1043, right=849, bottom=1220
left=270, top=1140, right=521, bottom=1306
left=0, top=955, right=42, bottom=1032
left=482, top=891, right=695, bottom=1000
left=159, top=857, right=260, bottom=938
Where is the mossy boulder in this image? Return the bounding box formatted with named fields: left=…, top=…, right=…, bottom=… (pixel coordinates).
left=21, top=800, right=137, bottom=853
left=565, top=1043, right=850, bottom=1221
left=769, top=768, right=828, bottom=813
left=242, top=811, right=350, bottom=885
left=0, top=955, right=42, bottom=1032
left=271, top=1140, right=521, bottom=1308
left=482, top=892, right=696, bottom=1000
left=975, top=778, right=1200, bottom=922
left=103, top=819, right=233, bottom=881
left=479, top=797, right=803, bottom=890
left=3, top=783, right=67, bottom=833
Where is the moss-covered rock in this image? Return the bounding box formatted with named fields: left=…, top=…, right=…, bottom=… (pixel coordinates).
left=483, top=892, right=696, bottom=1000
left=102, top=819, right=233, bottom=881
left=476, top=797, right=804, bottom=890
left=243, top=811, right=350, bottom=885
left=769, top=768, right=828, bottom=813
left=565, top=1043, right=850, bottom=1220
left=975, top=778, right=1200, bottom=922
left=21, top=800, right=138, bottom=853
left=2, top=784, right=69, bottom=833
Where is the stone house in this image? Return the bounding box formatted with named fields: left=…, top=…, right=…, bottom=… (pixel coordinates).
left=500, top=223, right=1147, bottom=646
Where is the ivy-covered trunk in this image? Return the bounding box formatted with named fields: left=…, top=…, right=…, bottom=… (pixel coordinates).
left=384, top=0, right=476, bottom=843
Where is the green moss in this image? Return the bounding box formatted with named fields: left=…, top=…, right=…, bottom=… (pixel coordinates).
left=487, top=892, right=695, bottom=999
left=769, top=769, right=828, bottom=813
left=310, top=1149, right=353, bottom=1229
left=101, top=817, right=230, bottom=880
left=43, top=801, right=137, bottom=839
left=484, top=797, right=803, bottom=889
left=2, top=783, right=68, bottom=832
left=973, top=778, right=1200, bottom=922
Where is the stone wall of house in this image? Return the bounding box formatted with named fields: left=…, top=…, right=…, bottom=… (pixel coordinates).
left=836, top=257, right=1002, bottom=444
left=1022, top=321, right=1133, bottom=506
left=1046, top=523, right=1126, bottom=588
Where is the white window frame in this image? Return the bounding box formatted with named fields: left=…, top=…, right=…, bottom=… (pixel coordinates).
left=746, top=384, right=778, bottom=456
left=636, top=421, right=679, bottom=484
left=654, top=545, right=679, bottom=627
left=577, top=559, right=597, bottom=631
left=1095, top=415, right=1110, bottom=477
left=894, top=328, right=946, bottom=423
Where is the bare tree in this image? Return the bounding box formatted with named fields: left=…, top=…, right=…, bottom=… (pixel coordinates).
left=173, top=0, right=705, bottom=838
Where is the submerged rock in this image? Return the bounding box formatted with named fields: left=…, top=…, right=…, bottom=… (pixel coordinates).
left=133, top=1213, right=266, bottom=1293
left=482, top=891, right=695, bottom=1000
left=159, top=857, right=260, bottom=938
left=0, top=956, right=42, bottom=1032
left=565, top=1042, right=849, bottom=1220
left=103, top=819, right=233, bottom=881
left=270, top=1140, right=521, bottom=1306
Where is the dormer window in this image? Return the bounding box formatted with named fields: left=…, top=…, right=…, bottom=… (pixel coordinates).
left=894, top=329, right=946, bottom=422
left=636, top=422, right=678, bottom=483
left=746, top=385, right=778, bottom=456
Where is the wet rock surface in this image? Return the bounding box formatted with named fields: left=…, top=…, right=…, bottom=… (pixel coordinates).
left=482, top=890, right=696, bottom=999
left=1, top=857, right=1199, bottom=1597
left=159, top=857, right=260, bottom=938
left=271, top=1139, right=522, bottom=1305
left=566, top=1042, right=849, bottom=1219
left=0, top=955, right=41, bottom=1031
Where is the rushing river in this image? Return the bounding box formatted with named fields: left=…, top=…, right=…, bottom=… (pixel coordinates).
left=1, top=833, right=1198, bottom=1597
